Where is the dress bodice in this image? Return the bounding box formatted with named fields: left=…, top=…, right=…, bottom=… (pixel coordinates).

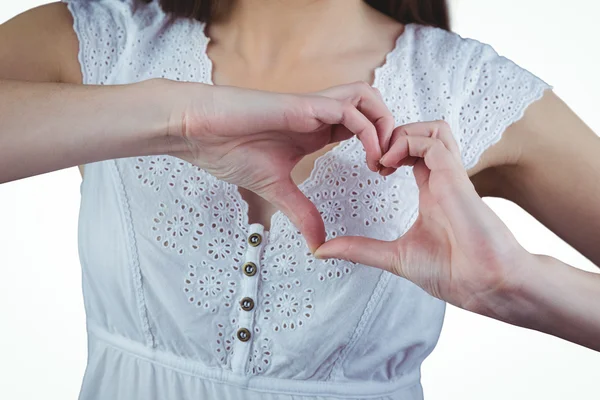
left=66, top=1, right=551, bottom=398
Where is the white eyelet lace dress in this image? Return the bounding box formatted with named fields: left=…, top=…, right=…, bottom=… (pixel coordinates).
left=63, top=1, right=552, bottom=399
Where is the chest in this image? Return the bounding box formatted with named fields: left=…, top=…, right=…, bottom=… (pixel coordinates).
left=114, top=22, right=460, bottom=235
left=205, top=43, right=401, bottom=229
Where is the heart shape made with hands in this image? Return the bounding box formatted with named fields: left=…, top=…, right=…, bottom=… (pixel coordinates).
left=168, top=82, right=395, bottom=252
left=166, top=80, right=521, bottom=308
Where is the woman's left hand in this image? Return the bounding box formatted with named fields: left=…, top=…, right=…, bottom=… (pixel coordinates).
left=315, top=121, right=528, bottom=310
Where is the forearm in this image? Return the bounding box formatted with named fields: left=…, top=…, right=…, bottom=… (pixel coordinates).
left=0, top=78, right=188, bottom=183
left=475, top=253, right=600, bottom=351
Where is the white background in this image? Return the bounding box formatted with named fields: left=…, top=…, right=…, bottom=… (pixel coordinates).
left=0, top=1, right=599, bottom=399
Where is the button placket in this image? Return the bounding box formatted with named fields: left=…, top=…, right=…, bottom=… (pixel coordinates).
left=230, top=223, right=265, bottom=374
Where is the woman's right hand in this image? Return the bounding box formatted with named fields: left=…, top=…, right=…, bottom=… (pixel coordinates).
left=165, top=81, right=394, bottom=252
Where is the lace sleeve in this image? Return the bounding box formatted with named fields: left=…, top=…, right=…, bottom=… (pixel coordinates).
left=62, top=0, right=134, bottom=85
left=454, top=37, right=553, bottom=169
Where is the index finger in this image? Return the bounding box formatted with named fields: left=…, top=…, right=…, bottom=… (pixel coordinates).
left=310, top=97, right=381, bottom=172
left=319, top=82, right=395, bottom=151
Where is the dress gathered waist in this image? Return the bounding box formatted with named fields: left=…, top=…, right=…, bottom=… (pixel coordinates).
left=86, top=323, right=421, bottom=399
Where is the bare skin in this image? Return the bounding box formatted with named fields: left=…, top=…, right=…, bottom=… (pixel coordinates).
left=1, top=1, right=599, bottom=349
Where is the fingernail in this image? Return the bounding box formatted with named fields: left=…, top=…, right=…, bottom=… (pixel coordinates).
left=379, top=154, right=388, bottom=166
left=313, top=250, right=326, bottom=259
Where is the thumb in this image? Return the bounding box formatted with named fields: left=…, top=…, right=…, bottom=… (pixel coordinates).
left=314, top=236, right=401, bottom=276
left=264, top=178, right=325, bottom=253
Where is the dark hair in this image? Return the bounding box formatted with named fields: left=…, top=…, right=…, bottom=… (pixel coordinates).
left=141, top=0, right=450, bottom=30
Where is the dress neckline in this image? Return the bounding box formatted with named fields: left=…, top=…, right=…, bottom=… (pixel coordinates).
left=193, top=22, right=412, bottom=235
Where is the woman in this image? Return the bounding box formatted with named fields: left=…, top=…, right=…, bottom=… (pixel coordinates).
left=0, top=1, right=598, bottom=399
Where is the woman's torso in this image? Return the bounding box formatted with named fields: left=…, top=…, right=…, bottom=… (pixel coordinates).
left=67, top=0, right=550, bottom=398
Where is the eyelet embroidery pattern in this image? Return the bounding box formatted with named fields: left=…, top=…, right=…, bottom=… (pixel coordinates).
left=248, top=336, right=272, bottom=375
left=262, top=280, right=314, bottom=332
left=168, top=162, right=211, bottom=198
left=214, top=318, right=237, bottom=367
left=134, top=156, right=173, bottom=192
left=204, top=198, right=237, bottom=226
left=151, top=198, right=204, bottom=255
left=66, top=0, right=129, bottom=85
left=454, top=37, right=551, bottom=170
left=350, top=178, right=403, bottom=227
left=260, top=220, right=314, bottom=281
left=274, top=221, right=304, bottom=250
left=309, top=188, right=352, bottom=239
left=269, top=252, right=298, bottom=277
left=183, top=261, right=236, bottom=313
left=317, top=267, right=354, bottom=282
left=312, top=187, right=347, bottom=226
left=322, top=160, right=360, bottom=188
left=317, top=259, right=355, bottom=282
left=260, top=246, right=308, bottom=282
left=206, top=229, right=236, bottom=261
left=301, top=251, right=356, bottom=283
left=208, top=227, right=246, bottom=272
left=319, top=199, right=344, bottom=225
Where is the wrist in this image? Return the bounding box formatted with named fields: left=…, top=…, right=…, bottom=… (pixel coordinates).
left=468, top=252, right=600, bottom=350
left=462, top=248, right=537, bottom=324
left=129, top=78, right=201, bottom=156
